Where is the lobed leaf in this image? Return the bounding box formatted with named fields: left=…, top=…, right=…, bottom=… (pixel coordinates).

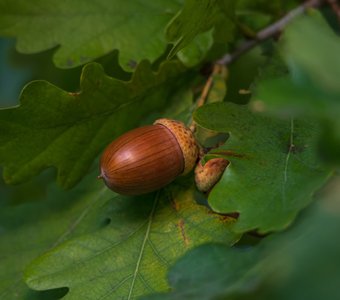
left=166, top=0, right=235, bottom=58
left=0, top=168, right=108, bottom=299
left=0, top=0, right=181, bottom=70
left=23, top=180, right=240, bottom=299
left=194, top=102, right=331, bottom=233
left=254, top=13, right=340, bottom=164
left=0, top=60, right=191, bottom=189
left=142, top=180, right=340, bottom=300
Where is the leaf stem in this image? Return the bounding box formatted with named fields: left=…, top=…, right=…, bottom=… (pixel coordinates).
left=190, top=64, right=226, bottom=132
left=217, top=0, right=324, bottom=65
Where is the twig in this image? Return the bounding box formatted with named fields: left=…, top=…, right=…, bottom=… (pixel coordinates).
left=190, top=0, right=324, bottom=133
left=196, top=65, right=223, bottom=108
left=325, top=0, right=340, bottom=23
left=189, top=64, right=225, bottom=132
left=217, top=0, right=324, bottom=65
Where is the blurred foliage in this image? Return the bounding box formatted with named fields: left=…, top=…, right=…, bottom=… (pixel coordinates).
left=0, top=1, right=339, bottom=300
left=166, top=0, right=235, bottom=58
left=142, top=177, right=340, bottom=300
left=255, top=12, right=340, bottom=164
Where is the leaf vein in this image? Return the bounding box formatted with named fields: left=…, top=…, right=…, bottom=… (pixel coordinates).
left=282, top=117, right=295, bottom=208
left=127, top=192, right=159, bottom=300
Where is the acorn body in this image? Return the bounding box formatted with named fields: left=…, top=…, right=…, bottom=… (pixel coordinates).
left=100, top=119, right=198, bottom=195
left=195, top=158, right=229, bottom=193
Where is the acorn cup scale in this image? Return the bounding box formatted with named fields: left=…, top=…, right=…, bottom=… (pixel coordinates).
left=99, top=119, right=199, bottom=195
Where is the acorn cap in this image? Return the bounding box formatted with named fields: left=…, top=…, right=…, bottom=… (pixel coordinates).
left=154, top=118, right=198, bottom=175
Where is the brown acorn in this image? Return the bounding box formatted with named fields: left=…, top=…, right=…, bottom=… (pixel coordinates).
left=195, top=158, right=229, bottom=193
left=99, top=119, right=198, bottom=195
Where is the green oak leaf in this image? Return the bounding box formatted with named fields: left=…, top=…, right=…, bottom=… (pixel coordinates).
left=0, top=78, right=195, bottom=299
left=194, top=102, right=331, bottom=233
left=255, top=13, right=340, bottom=114
left=166, top=0, right=235, bottom=58
left=0, top=60, right=192, bottom=189
left=23, top=182, right=240, bottom=299
left=0, top=167, right=110, bottom=299
left=0, top=0, right=181, bottom=70
left=224, top=46, right=267, bottom=105
left=283, top=13, right=340, bottom=94
left=254, top=13, right=340, bottom=164
left=142, top=181, right=340, bottom=300
left=177, top=30, right=214, bottom=67
left=142, top=243, right=258, bottom=300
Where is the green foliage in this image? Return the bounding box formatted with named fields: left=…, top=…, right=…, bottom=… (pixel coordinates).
left=255, top=13, right=340, bottom=163
left=0, top=1, right=339, bottom=300
left=142, top=180, right=340, bottom=300
left=0, top=167, right=239, bottom=299
left=0, top=168, right=106, bottom=299
left=166, top=0, right=236, bottom=58
left=0, top=61, right=191, bottom=189
left=25, top=185, right=239, bottom=298
left=194, top=102, right=331, bottom=233
left=0, top=0, right=181, bottom=70
left=176, top=30, right=214, bottom=67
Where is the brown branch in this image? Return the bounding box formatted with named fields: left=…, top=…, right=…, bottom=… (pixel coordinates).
left=217, top=0, right=324, bottom=65
left=189, top=0, right=325, bottom=134
left=189, top=64, right=225, bottom=132
left=326, top=0, right=340, bottom=23
left=196, top=65, right=222, bottom=108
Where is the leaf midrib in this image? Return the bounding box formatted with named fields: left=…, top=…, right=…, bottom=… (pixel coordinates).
left=127, top=194, right=159, bottom=299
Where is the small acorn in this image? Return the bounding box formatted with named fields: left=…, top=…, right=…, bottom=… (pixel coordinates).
left=99, top=119, right=199, bottom=195
left=195, top=158, right=229, bottom=193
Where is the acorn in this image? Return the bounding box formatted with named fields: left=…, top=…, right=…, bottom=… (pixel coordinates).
left=194, top=158, right=229, bottom=193
left=99, top=119, right=199, bottom=195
